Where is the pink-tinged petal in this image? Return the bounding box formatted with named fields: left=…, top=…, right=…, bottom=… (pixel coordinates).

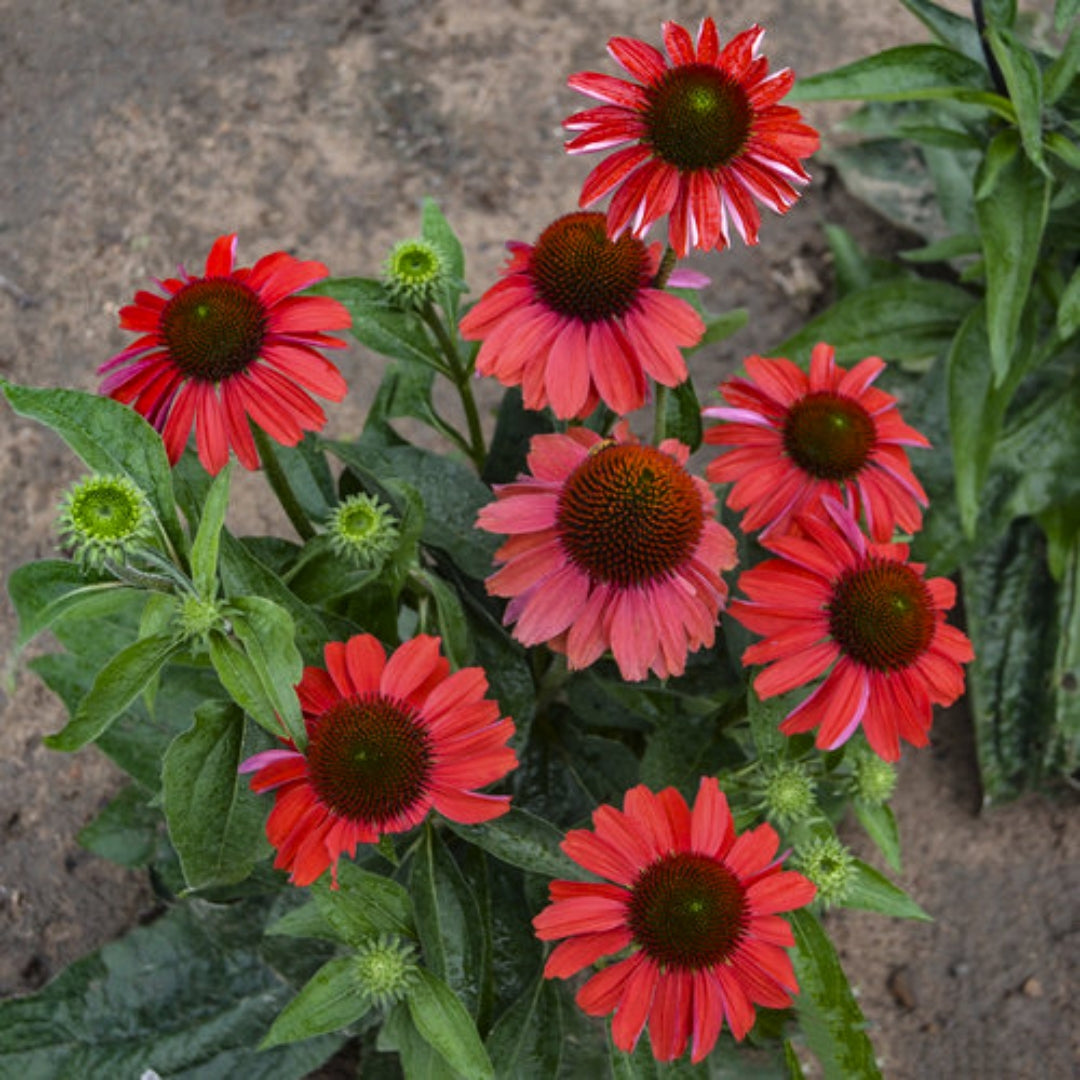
left=431, top=785, right=509, bottom=824
left=344, top=633, right=386, bottom=695
left=724, top=822, right=780, bottom=880
left=485, top=538, right=564, bottom=598
left=715, top=965, right=756, bottom=1041
left=576, top=952, right=647, bottom=1016
left=808, top=342, right=838, bottom=391
left=323, top=641, right=357, bottom=698
left=746, top=870, right=817, bottom=915
left=161, top=383, right=197, bottom=464
left=271, top=295, right=353, bottom=334
left=814, top=661, right=872, bottom=751
left=609, top=954, right=659, bottom=1054
left=742, top=354, right=807, bottom=406
left=219, top=380, right=260, bottom=470
left=532, top=894, right=630, bottom=939
left=240, top=747, right=304, bottom=779
left=649, top=969, right=692, bottom=1061
left=567, top=71, right=649, bottom=110
left=662, top=21, right=696, bottom=65
left=749, top=914, right=796, bottom=948
left=382, top=634, right=449, bottom=705
left=248, top=253, right=330, bottom=308
left=690, top=776, right=735, bottom=858
left=838, top=354, right=886, bottom=397
left=696, top=17, right=720, bottom=64
left=562, top=827, right=640, bottom=885
left=543, top=928, right=633, bottom=979
left=297, top=666, right=340, bottom=718
left=690, top=970, right=724, bottom=1064
left=511, top=564, right=590, bottom=645
left=578, top=145, right=654, bottom=205
left=588, top=322, right=648, bottom=414
left=194, top=382, right=229, bottom=476
left=477, top=491, right=560, bottom=536
left=204, top=234, right=237, bottom=277
left=729, top=940, right=797, bottom=1005
left=592, top=801, right=658, bottom=868
left=261, top=343, right=347, bottom=401
left=753, top=639, right=840, bottom=698
left=545, top=319, right=592, bottom=418
left=564, top=585, right=615, bottom=671
left=623, top=784, right=675, bottom=857
left=421, top=666, right=488, bottom=725
left=608, top=35, right=668, bottom=84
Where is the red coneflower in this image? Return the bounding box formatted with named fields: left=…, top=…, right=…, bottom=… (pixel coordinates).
left=533, top=777, right=816, bottom=1063
left=239, top=633, right=517, bottom=887
left=98, top=234, right=351, bottom=475
left=729, top=500, right=973, bottom=762
left=459, top=211, right=705, bottom=418
left=565, top=18, right=819, bottom=256
left=703, top=343, right=930, bottom=542
left=476, top=424, right=736, bottom=682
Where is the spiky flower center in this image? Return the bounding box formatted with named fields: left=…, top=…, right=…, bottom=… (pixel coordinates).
left=797, top=835, right=855, bottom=908
left=556, top=443, right=705, bottom=587
left=328, top=493, right=400, bottom=568
left=828, top=558, right=935, bottom=671
left=782, top=392, right=876, bottom=481
left=645, top=64, right=753, bottom=172
left=384, top=239, right=448, bottom=307
left=307, top=694, right=434, bottom=827
left=628, top=852, right=749, bottom=970
left=352, top=935, right=420, bottom=1009
left=161, top=278, right=268, bottom=382
left=529, top=211, right=648, bottom=323
left=762, top=762, right=817, bottom=826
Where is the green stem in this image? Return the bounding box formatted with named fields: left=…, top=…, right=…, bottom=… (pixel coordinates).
left=653, top=245, right=678, bottom=290
left=653, top=383, right=670, bottom=444
left=253, top=425, right=316, bottom=541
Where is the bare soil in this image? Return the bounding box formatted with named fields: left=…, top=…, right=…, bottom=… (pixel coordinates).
left=2, top=2, right=1077, bottom=1077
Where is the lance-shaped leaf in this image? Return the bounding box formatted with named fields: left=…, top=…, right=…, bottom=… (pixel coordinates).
left=486, top=975, right=563, bottom=1080
left=260, top=956, right=373, bottom=1049
left=191, top=462, right=232, bottom=599
left=407, top=968, right=494, bottom=1080
left=312, top=861, right=416, bottom=946
left=842, top=861, right=931, bottom=921
left=445, top=808, right=578, bottom=880
left=162, top=700, right=269, bottom=891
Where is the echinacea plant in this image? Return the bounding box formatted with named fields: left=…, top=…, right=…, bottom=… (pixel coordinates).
left=2, top=4, right=1076, bottom=1077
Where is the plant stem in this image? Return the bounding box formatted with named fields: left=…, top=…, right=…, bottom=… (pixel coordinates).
left=653, top=245, right=678, bottom=289
left=253, top=425, right=316, bottom=541
left=653, top=383, right=670, bottom=444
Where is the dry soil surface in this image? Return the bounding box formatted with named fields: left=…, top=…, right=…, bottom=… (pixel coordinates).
left=2, top=2, right=1078, bottom=1078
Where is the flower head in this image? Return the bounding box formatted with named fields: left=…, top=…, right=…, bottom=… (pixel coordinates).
left=57, top=474, right=153, bottom=570
left=459, top=211, right=705, bottom=418
left=240, top=633, right=517, bottom=887
left=703, top=343, right=931, bottom=543
left=327, top=492, right=400, bottom=569
left=477, top=424, right=736, bottom=681
left=796, top=834, right=855, bottom=908
left=850, top=749, right=898, bottom=805
left=759, top=761, right=817, bottom=828
left=99, top=234, right=351, bottom=475
left=533, top=777, right=816, bottom=1063
left=729, top=500, right=974, bottom=762
left=383, top=238, right=454, bottom=309
left=352, top=935, right=420, bottom=1010
left=565, top=19, right=819, bottom=256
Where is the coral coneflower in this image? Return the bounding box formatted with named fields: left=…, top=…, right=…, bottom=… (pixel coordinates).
left=476, top=424, right=736, bottom=682
left=533, top=777, right=816, bottom=1063
left=728, top=501, right=973, bottom=762
left=99, top=234, right=351, bottom=475
left=459, top=211, right=706, bottom=419
left=565, top=18, right=819, bottom=256
left=240, top=633, right=517, bottom=887
left=703, top=343, right=930, bottom=542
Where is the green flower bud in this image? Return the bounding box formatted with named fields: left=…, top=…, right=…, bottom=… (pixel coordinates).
left=57, top=474, right=152, bottom=571
left=177, top=594, right=226, bottom=643
left=352, top=934, right=420, bottom=1010
left=383, top=238, right=451, bottom=309
left=760, top=761, right=817, bottom=827
left=851, top=751, right=897, bottom=805
left=796, top=834, right=856, bottom=909
left=327, top=493, right=400, bottom=569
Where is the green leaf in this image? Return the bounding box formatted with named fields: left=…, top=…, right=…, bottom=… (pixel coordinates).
left=1057, top=0, right=1080, bottom=34
left=1044, top=20, right=1080, bottom=104
left=418, top=569, right=474, bottom=667
left=1049, top=537, right=1080, bottom=782
left=899, top=233, right=981, bottom=263
left=409, top=825, right=486, bottom=1017
left=985, top=26, right=1046, bottom=172
left=687, top=305, right=750, bottom=352
left=0, top=380, right=187, bottom=559
left=162, top=700, right=269, bottom=890
left=407, top=968, right=494, bottom=1080
left=982, top=0, right=1017, bottom=27
left=852, top=801, right=902, bottom=873
left=228, top=595, right=305, bottom=745
left=379, top=1001, right=463, bottom=1080
left=7, top=559, right=134, bottom=649
left=422, top=197, right=468, bottom=320
left=659, top=379, right=703, bottom=452
left=45, top=631, right=180, bottom=751
left=286, top=534, right=383, bottom=605
left=445, top=808, right=579, bottom=880
left=266, top=900, right=341, bottom=944
left=747, top=688, right=794, bottom=759
left=842, top=860, right=931, bottom=920
left=312, top=861, right=416, bottom=945
left=191, top=463, right=232, bottom=599
left=486, top=974, right=563, bottom=1080
left=789, top=909, right=881, bottom=1079
left=974, top=129, right=1050, bottom=384
left=963, top=518, right=1064, bottom=801
left=481, top=387, right=556, bottom=486
left=789, top=45, right=991, bottom=103
left=77, top=783, right=161, bottom=868
left=775, top=278, right=975, bottom=367
left=898, top=0, right=984, bottom=61
left=0, top=898, right=343, bottom=1078
left=260, top=956, right=372, bottom=1049
left=1058, top=262, right=1080, bottom=340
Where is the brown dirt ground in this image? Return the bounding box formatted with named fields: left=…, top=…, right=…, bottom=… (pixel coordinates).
left=1, top=1, right=1077, bottom=1077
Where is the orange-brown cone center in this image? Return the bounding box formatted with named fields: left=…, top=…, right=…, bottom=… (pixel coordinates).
left=782, top=392, right=876, bottom=481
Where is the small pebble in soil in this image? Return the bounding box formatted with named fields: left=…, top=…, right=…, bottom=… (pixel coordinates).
left=1021, top=977, right=1044, bottom=998
left=887, top=965, right=917, bottom=1010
